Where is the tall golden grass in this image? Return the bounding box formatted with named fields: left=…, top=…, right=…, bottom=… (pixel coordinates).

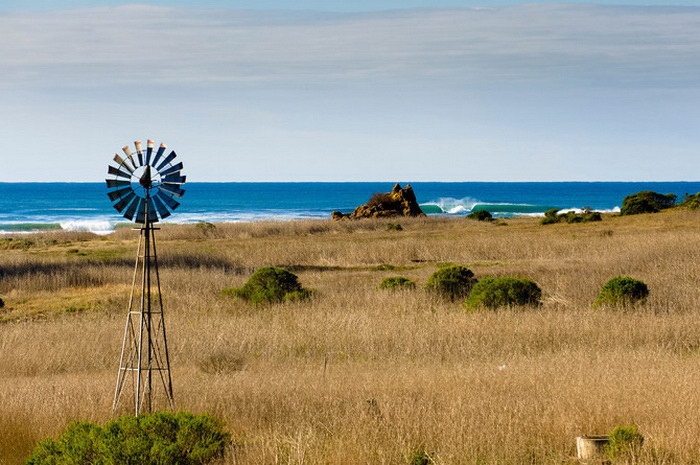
left=2, top=211, right=700, bottom=464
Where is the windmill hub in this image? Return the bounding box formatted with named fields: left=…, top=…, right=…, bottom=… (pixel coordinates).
left=138, top=165, right=154, bottom=189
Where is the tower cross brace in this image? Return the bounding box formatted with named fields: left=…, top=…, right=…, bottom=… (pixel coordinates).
left=112, top=197, right=175, bottom=415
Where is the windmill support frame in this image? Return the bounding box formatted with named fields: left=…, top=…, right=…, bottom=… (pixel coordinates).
left=112, top=198, right=175, bottom=415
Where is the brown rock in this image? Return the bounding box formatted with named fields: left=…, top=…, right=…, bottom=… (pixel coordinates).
left=331, top=183, right=425, bottom=220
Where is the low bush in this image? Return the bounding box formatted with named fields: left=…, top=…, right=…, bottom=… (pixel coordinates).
left=379, top=276, right=416, bottom=290
left=25, top=411, right=230, bottom=465
left=464, top=277, right=542, bottom=309
left=606, top=425, right=644, bottom=458
left=594, top=276, right=649, bottom=307
left=195, top=222, right=217, bottom=236
left=222, top=267, right=312, bottom=305
left=426, top=265, right=477, bottom=301
left=282, top=289, right=315, bottom=302
left=679, top=192, right=700, bottom=209
left=386, top=223, right=404, bottom=231
left=407, top=450, right=434, bottom=465
left=539, top=209, right=602, bottom=225
left=466, top=210, right=493, bottom=222
left=620, top=191, right=676, bottom=215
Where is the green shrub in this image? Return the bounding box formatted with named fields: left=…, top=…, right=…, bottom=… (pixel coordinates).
left=594, top=276, right=649, bottom=307
left=464, top=277, right=542, bottom=309
left=679, top=192, right=700, bottom=209
left=466, top=210, right=493, bottom=222
left=544, top=208, right=560, bottom=219
left=386, top=223, right=404, bottom=231
left=222, top=267, right=311, bottom=305
left=407, top=450, right=434, bottom=465
left=620, top=191, right=676, bottom=215
left=540, top=209, right=602, bottom=225
left=195, top=222, right=216, bottom=235
left=25, top=411, right=230, bottom=465
left=282, top=289, right=315, bottom=302
left=606, top=425, right=644, bottom=458
left=379, top=276, right=416, bottom=290
left=426, top=265, right=477, bottom=301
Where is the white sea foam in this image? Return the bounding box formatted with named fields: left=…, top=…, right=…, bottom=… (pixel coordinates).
left=421, top=197, right=480, bottom=214
left=521, top=206, right=621, bottom=218
left=59, top=220, right=115, bottom=235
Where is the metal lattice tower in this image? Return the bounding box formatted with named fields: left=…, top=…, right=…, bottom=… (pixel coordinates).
left=106, top=140, right=186, bottom=415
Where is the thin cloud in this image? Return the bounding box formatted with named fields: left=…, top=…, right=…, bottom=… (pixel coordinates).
left=1, top=4, right=699, bottom=88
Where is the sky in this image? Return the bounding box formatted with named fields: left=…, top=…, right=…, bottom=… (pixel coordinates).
left=1, top=1, right=699, bottom=182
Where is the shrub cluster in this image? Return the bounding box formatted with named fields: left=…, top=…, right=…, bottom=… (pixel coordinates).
left=594, top=276, right=649, bottom=307
left=425, top=265, right=477, bottom=301
left=466, top=210, right=493, bottom=222
left=620, top=191, right=676, bottom=215
left=606, top=425, right=644, bottom=458
left=407, top=450, right=434, bottom=465
left=386, top=223, right=403, bottom=231
left=378, top=276, right=416, bottom=290
left=386, top=266, right=543, bottom=310
left=223, top=267, right=312, bottom=305
left=679, top=192, right=700, bottom=209
left=26, top=412, right=230, bottom=465
left=195, top=222, right=217, bottom=236
left=540, top=208, right=602, bottom=225
left=464, top=277, right=542, bottom=309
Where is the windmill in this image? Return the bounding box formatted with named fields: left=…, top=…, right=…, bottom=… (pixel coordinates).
left=107, top=139, right=185, bottom=415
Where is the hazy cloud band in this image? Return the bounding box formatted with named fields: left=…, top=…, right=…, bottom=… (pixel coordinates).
left=1, top=4, right=699, bottom=89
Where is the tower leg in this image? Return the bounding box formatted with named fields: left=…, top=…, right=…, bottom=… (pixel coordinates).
left=112, top=205, right=175, bottom=415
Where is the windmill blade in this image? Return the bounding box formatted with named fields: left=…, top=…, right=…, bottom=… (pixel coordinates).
left=123, top=197, right=141, bottom=220
left=113, top=154, right=134, bottom=173
left=162, top=174, right=186, bottom=184
left=106, top=179, right=130, bottom=188
left=146, top=140, right=154, bottom=165
left=113, top=191, right=136, bottom=212
left=157, top=190, right=180, bottom=211
left=134, top=141, right=144, bottom=166
left=160, top=162, right=183, bottom=177
left=108, top=165, right=132, bottom=179
left=160, top=183, right=185, bottom=198
left=152, top=143, right=167, bottom=167
left=146, top=198, right=159, bottom=223
left=107, top=187, right=132, bottom=201
left=152, top=195, right=172, bottom=219
left=122, top=146, right=138, bottom=169
left=135, top=199, right=148, bottom=224
left=156, top=151, right=177, bottom=171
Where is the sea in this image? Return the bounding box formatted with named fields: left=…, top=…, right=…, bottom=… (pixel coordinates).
left=1, top=182, right=698, bottom=235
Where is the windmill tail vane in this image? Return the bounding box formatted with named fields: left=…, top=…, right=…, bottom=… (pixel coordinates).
left=107, top=139, right=186, bottom=415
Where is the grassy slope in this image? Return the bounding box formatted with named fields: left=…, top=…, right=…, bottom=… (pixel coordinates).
left=1, top=211, right=700, bottom=464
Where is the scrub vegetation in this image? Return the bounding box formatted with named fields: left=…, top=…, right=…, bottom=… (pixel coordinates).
left=2, top=211, right=700, bottom=464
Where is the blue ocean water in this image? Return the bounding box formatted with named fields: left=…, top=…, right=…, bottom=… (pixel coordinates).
left=1, top=182, right=698, bottom=234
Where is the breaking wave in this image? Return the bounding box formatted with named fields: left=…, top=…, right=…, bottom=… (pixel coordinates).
left=420, top=197, right=620, bottom=217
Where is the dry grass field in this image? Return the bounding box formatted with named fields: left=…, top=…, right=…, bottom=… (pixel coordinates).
left=2, top=211, right=700, bottom=464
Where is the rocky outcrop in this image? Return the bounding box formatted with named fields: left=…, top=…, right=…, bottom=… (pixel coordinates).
left=331, top=183, right=425, bottom=220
